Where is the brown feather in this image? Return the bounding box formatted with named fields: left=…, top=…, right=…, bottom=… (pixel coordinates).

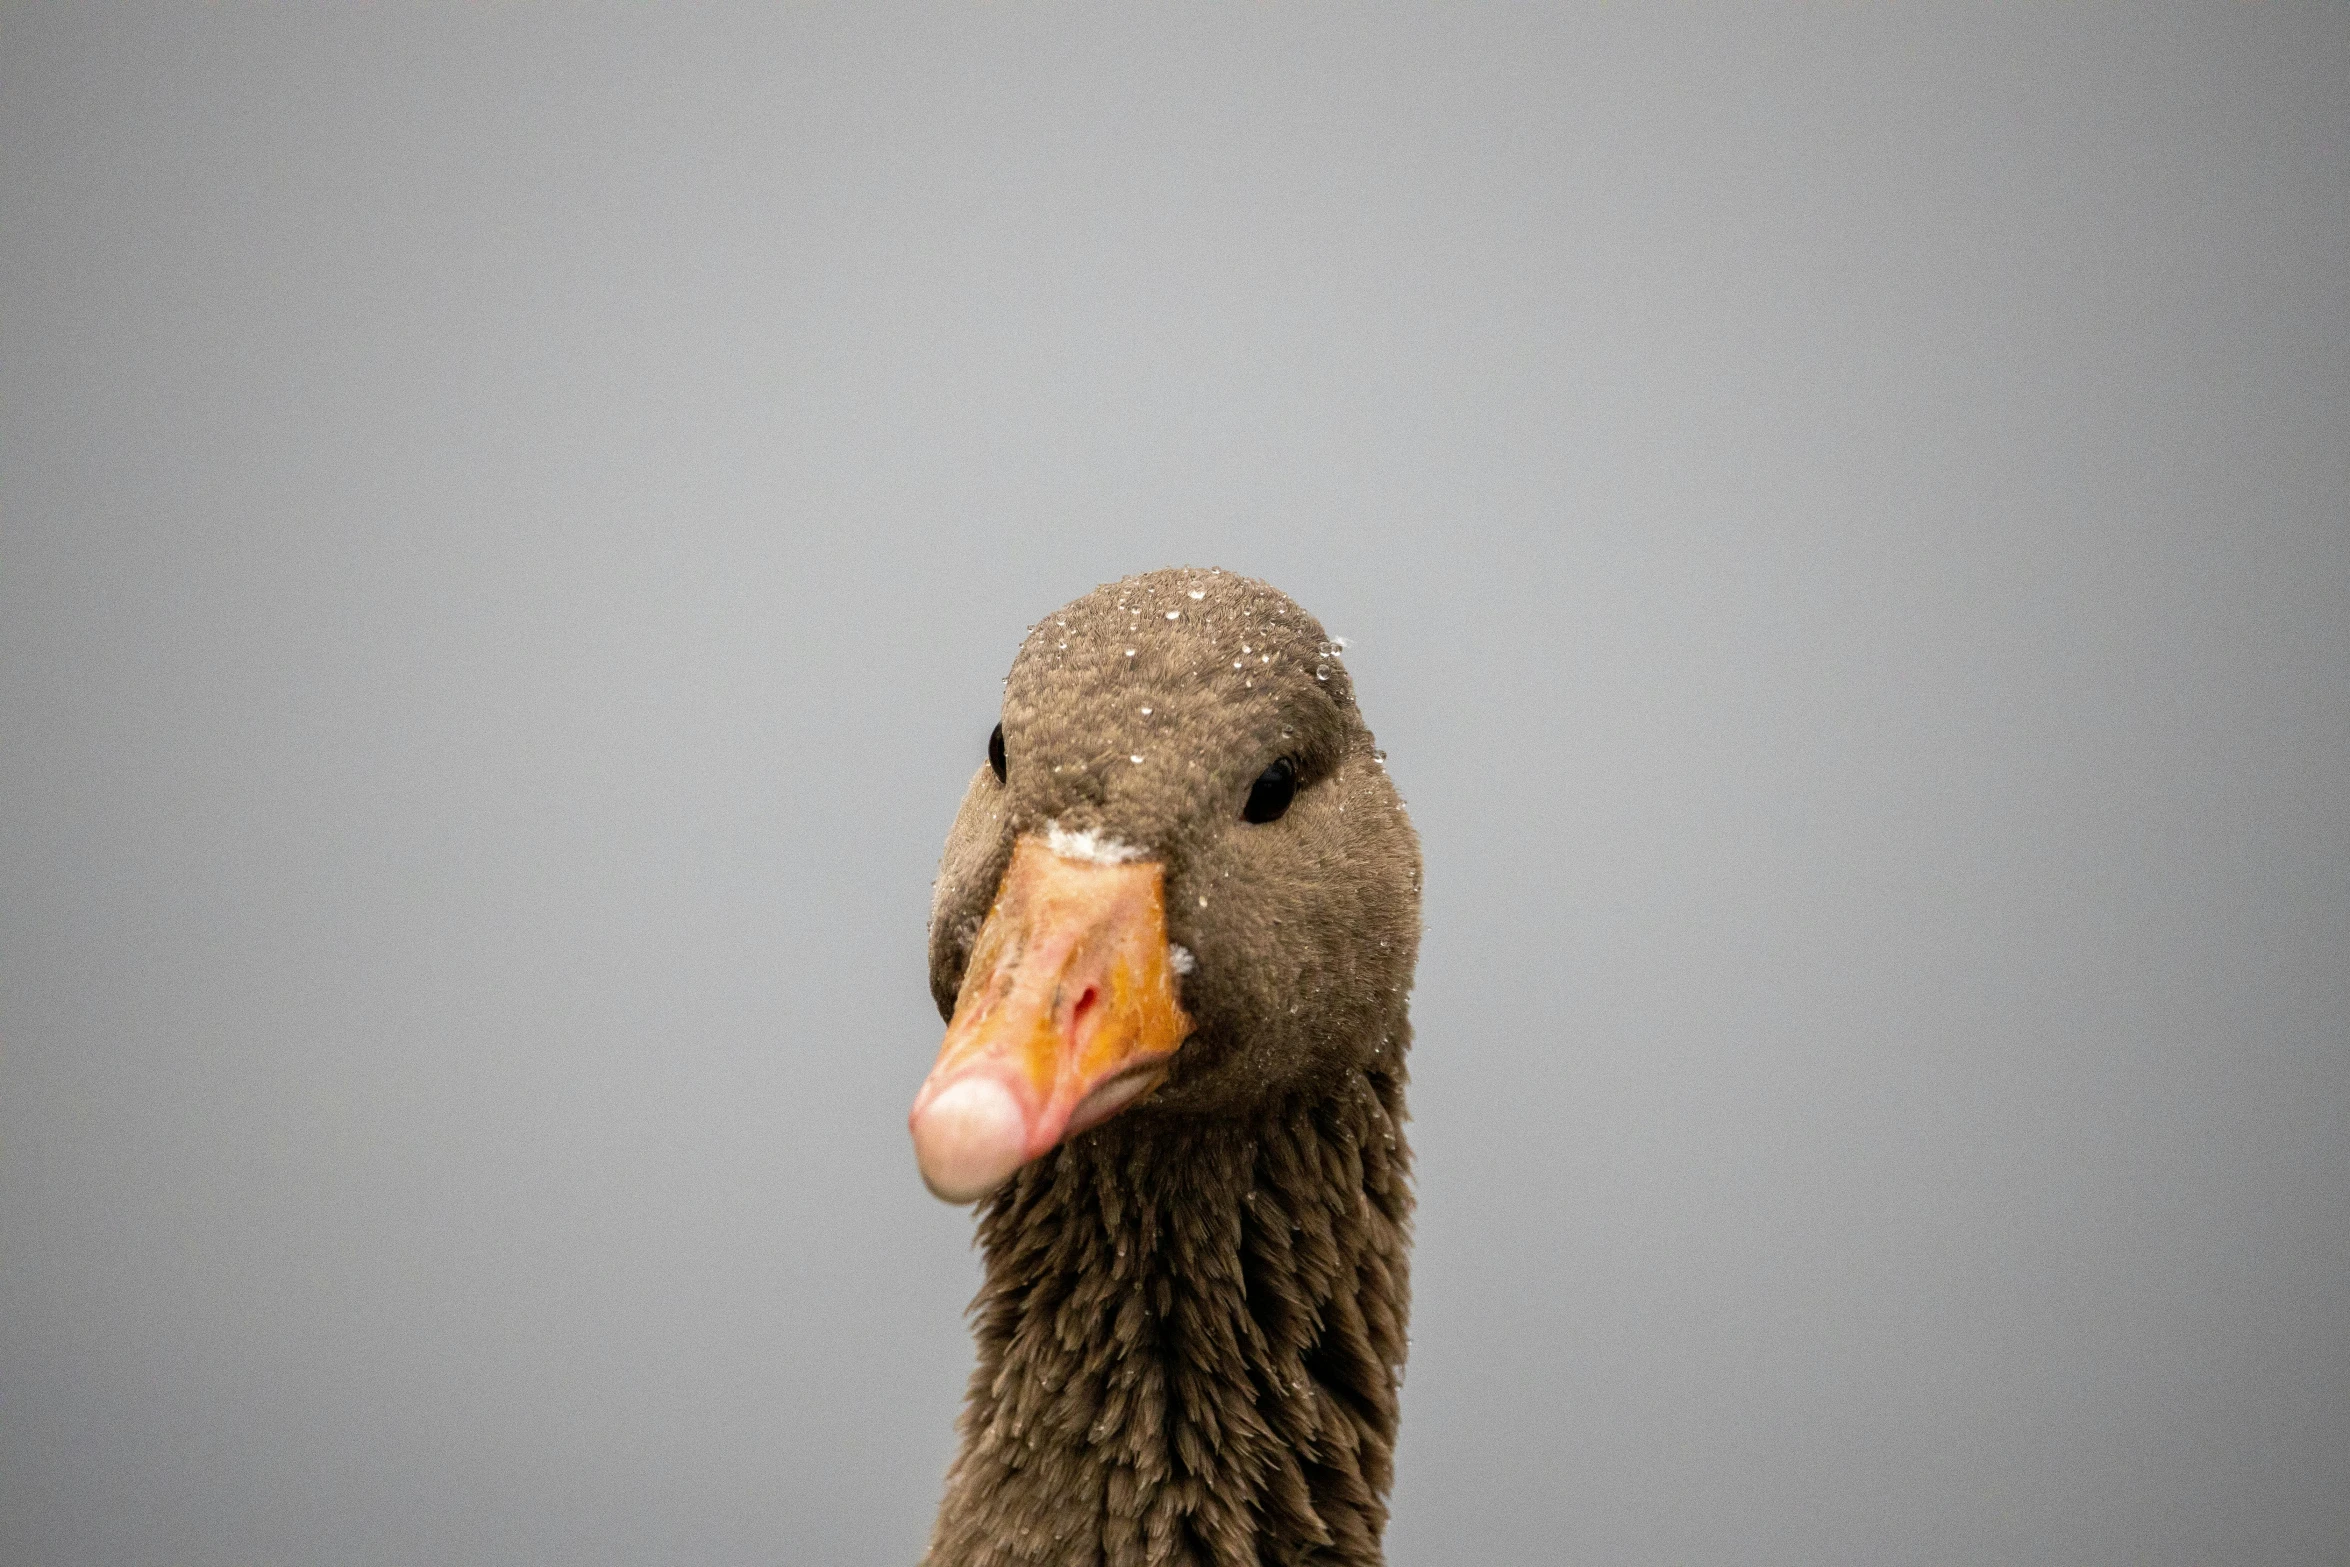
left=922, top=569, right=1421, bottom=1567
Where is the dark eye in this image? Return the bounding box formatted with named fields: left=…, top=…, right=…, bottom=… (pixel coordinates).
left=988, top=723, right=1007, bottom=784
left=1242, top=757, right=1296, bottom=823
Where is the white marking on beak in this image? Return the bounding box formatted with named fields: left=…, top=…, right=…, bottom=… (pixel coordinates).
left=1043, top=820, right=1147, bottom=865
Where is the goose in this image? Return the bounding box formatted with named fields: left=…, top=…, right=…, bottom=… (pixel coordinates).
left=909, top=567, right=1422, bottom=1567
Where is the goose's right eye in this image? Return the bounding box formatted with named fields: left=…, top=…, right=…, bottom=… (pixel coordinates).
left=988, top=723, right=1007, bottom=784
left=1242, top=757, right=1296, bottom=823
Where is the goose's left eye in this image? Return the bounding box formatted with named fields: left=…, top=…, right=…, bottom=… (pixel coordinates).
left=1242, top=757, right=1296, bottom=823
left=988, top=723, right=1007, bottom=783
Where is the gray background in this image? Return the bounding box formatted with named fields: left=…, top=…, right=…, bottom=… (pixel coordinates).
left=3, top=6, right=2345, bottom=1564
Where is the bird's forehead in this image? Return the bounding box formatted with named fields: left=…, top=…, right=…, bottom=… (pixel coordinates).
left=1005, top=568, right=1351, bottom=722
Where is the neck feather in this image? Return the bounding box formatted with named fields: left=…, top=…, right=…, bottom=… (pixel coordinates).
left=924, top=1054, right=1413, bottom=1567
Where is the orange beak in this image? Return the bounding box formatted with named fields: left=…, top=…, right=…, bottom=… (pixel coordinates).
left=909, top=836, right=1194, bottom=1203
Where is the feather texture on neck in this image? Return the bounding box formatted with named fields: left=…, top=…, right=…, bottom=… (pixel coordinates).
left=924, top=1052, right=1412, bottom=1567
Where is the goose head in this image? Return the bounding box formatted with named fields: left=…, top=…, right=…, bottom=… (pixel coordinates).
left=911, top=567, right=1419, bottom=1202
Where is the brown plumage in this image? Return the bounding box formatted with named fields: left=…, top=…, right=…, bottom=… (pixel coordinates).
left=916, top=568, right=1421, bottom=1567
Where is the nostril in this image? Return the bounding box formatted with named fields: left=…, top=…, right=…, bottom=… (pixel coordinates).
left=1069, top=985, right=1100, bottom=1039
